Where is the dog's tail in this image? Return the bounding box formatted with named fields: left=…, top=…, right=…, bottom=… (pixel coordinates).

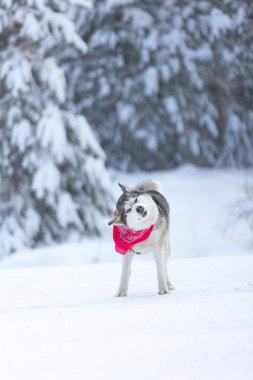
left=135, top=180, right=163, bottom=194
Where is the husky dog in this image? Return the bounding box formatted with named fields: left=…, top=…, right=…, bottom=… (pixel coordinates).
left=108, top=180, right=174, bottom=296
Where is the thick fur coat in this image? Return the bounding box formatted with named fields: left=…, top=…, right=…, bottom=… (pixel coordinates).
left=109, top=180, right=174, bottom=296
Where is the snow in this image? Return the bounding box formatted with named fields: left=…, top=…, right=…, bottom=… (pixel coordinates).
left=1, top=56, right=32, bottom=95
left=26, top=0, right=46, bottom=9
left=0, top=168, right=252, bottom=379
left=162, top=29, right=183, bottom=54
left=188, top=44, right=213, bottom=62
left=37, top=104, right=68, bottom=164
left=40, top=58, right=66, bottom=103
left=99, top=77, right=111, bottom=97
left=169, top=57, right=180, bottom=74
left=1, top=0, right=115, bottom=255
left=123, top=7, right=154, bottom=30
left=57, top=192, right=81, bottom=229
left=32, top=161, right=61, bottom=201
left=21, top=13, right=44, bottom=41
left=0, top=255, right=252, bottom=380
left=71, top=114, right=105, bottom=159
left=200, top=114, right=218, bottom=138
left=2, top=0, right=12, bottom=8
left=117, top=102, right=135, bottom=124
left=67, top=0, right=92, bottom=7
left=144, top=67, right=159, bottom=97
left=11, top=119, right=32, bottom=152
left=164, top=96, right=184, bottom=133
left=0, top=216, right=25, bottom=255
left=23, top=208, right=41, bottom=239
left=229, top=112, right=241, bottom=133
left=1, top=167, right=252, bottom=267
left=90, top=30, right=118, bottom=49
left=189, top=131, right=200, bottom=156
left=46, top=9, right=88, bottom=54
left=209, top=8, right=232, bottom=39
left=159, top=64, right=171, bottom=82
left=107, top=0, right=134, bottom=10
left=144, top=29, right=158, bottom=51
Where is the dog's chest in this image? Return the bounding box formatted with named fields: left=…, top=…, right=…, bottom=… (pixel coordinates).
left=133, top=230, right=157, bottom=254
left=132, top=217, right=167, bottom=254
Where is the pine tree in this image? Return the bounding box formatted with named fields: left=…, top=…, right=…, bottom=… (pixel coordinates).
left=0, top=0, right=113, bottom=258
left=65, top=0, right=253, bottom=171
left=216, top=1, right=253, bottom=167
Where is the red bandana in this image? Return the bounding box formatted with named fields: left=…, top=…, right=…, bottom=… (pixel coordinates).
left=113, top=224, right=154, bottom=255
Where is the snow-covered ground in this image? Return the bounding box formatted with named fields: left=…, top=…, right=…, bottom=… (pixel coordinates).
left=0, top=255, right=253, bottom=380
left=0, top=167, right=252, bottom=379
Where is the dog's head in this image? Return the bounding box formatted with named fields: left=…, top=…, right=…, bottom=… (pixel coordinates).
left=108, top=183, right=159, bottom=230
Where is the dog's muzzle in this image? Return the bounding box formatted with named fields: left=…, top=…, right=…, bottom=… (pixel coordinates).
left=108, top=216, right=117, bottom=226
left=136, top=205, right=147, bottom=218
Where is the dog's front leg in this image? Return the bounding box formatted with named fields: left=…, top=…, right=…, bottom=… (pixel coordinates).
left=153, top=246, right=169, bottom=295
left=115, top=250, right=134, bottom=297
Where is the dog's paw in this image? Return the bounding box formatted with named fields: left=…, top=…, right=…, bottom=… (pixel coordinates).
left=115, top=289, right=128, bottom=297
left=158, top=287, right=170, bottom=295
left=167, top=282, right=175, bottom=291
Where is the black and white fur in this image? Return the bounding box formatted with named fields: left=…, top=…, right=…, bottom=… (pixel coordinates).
left=109, top=180, right=174, bottom=296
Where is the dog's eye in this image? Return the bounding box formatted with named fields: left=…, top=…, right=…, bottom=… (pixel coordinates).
left=126, top=208, right=131, bottom=214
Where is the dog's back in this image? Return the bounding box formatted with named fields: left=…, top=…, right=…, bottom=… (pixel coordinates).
left=136, top=180, right=169, bottom=227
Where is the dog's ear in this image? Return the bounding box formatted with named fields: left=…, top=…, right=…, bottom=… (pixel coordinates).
left=118, top=183, right=131, bottom=193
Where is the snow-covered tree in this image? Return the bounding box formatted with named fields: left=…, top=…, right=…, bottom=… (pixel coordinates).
left=232, top=173, right=253, bottom=237
left=65, top=0, right=253, bottom=171
left=216, top=1, right=253, bottom=167
left=0, top=0, right=114, bottom=258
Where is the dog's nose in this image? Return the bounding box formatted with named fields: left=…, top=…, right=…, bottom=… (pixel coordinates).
left=136, top=206, right=144, bottom=214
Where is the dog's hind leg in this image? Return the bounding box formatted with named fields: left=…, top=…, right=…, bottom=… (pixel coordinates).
left=153, top=245, right=170, bottom=295
left=115, top=250, right=134, bottom=297
left=165, top=240, right=175, bottom=291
